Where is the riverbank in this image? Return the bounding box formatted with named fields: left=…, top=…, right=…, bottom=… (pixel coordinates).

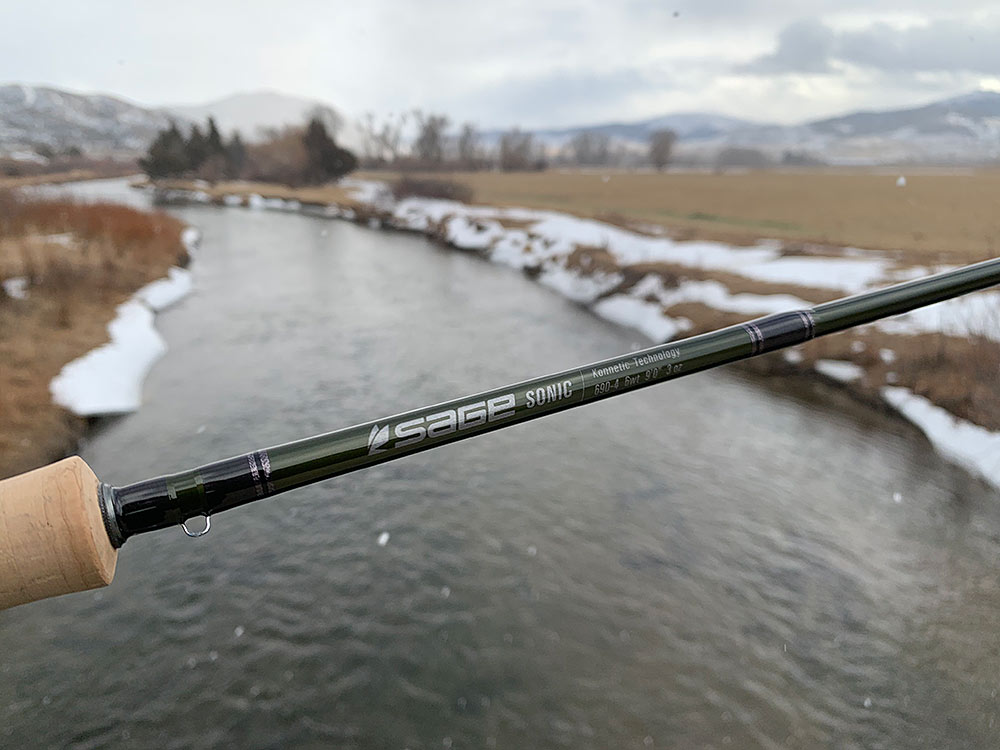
left=0, top=164, right=137, bottom=190
left=0, top=190, right=192, bottom=478
left=137, top=177, right=1000, bottom=489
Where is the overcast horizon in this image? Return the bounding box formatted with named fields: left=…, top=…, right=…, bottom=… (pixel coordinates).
left=5, top=1, right=1000, bottom=129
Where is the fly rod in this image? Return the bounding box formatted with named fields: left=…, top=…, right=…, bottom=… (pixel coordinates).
left=2, top=257, right=1000, bottom=610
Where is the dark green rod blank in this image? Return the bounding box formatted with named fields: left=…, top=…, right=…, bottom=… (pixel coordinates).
left=105, top=257, right=1000, bottom=545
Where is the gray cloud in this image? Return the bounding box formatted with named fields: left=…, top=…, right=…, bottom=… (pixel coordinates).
left=4, top=1, right=1000, bottom=127
left=442, top=68, right=666, bottom=129
left=739, top=20, right=836, bottom=74
left=742, top=17, right=1000, bottom=75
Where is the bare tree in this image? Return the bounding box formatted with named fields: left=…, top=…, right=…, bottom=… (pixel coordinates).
left=499, top=128, right=535, bottom=171
left=648, top=129, right=677, bottom=171
left=413, top=110, right=449, bottom=164
left=457, top=122, right=481, bottom=167
left=377, top=112, right=408, bottom=164
left=567, top=131, right=611, bottom=166
left=359, top=112, right=383, bottom=164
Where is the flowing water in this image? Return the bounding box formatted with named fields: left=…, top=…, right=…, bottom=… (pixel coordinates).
left=3, top=180, right=1000, bottom=748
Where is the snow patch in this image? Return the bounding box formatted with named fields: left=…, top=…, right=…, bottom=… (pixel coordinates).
left=538, top=266, right=622, bottom=303
left=814, top=359, right=865, bottom=382
left=181, top=227, right=201, bottom=253
left=593, top=295, right=692, bottom=342
left=445, top=215, right=506, bottom=251
left=342, top=178, right=391, bottom=207
left=50, top=300, right=167, bottom=416
left=135, top=267, right=192, bottom=311
left=2, top=276, right=28, bottom=300
left=874, top=291, right=1000, bottom=343
left=641, top=277, right=813, bottom=315
left=40, top=232, right=75, bottom=247
left=48, top=266, right=193, bottom=416
left=882, top=387, right=1000, bottom=488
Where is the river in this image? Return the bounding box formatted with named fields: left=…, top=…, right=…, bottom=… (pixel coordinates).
left=2, top=179, right=999, bottom=748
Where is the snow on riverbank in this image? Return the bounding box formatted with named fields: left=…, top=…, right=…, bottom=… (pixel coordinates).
left=883, top=387, right=1000, bottom=488
left=388, top=193, right=896, bottom=294
left=49, top=232, right=197, bottom=416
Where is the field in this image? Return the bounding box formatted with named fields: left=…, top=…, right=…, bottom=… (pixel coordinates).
left=0, top=192, right=188, bottom=478
left=359, top=168, right=1000, bottom=265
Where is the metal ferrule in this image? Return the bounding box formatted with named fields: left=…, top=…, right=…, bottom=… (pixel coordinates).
left=98, top=483, right=126, bottom=549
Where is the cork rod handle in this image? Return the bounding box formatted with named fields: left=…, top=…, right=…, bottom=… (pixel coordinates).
left=0, top=457, right=117, bottom=610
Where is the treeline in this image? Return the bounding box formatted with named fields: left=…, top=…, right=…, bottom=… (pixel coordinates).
left=358, top=112, right=549, bottom=172
left=358, top=110, right=681, bottom=172
left=141, top=116, right=357, bottom=186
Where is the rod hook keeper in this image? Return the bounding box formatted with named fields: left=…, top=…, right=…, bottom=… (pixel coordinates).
left=181, top=515, right=211, bottom=538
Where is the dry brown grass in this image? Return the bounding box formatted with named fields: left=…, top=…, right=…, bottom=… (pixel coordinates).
left=786, top=328, right=1000, bottom=431
left=0, top=163, right=136, bottom=190
left=358, top=168, right=1000, bottom=264
left=0, top=191, right=187, bottom=478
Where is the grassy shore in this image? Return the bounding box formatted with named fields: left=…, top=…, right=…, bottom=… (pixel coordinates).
left=0, top=164, right=137, bottom=190
left=0, top=191, right=188, bottom=478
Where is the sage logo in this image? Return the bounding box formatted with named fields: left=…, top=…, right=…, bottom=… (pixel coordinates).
left=367, top=394, right=516, bottom=456
left=368, top=424, right=390, bottom=454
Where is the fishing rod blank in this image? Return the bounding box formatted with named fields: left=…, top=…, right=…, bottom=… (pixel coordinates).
left=2, top=257, right=999, bottom=610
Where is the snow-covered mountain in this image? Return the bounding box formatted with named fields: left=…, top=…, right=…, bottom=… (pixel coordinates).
left=0, top=84, right=182, bottom=157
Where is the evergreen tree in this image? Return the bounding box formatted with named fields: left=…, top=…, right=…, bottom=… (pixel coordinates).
left=140, top=122, right=189, bottom=178
left=186, top=124, right=209, bottom=171
left=302, top=117, right=357, bottom=184
left=224, top=132, right=247, bottom=179
left=206, top=117, right=225, bottom=159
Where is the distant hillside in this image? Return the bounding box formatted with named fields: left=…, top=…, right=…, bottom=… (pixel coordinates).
left=494, top=90, right=1000, bottom=164
left=0, top=84, right=182, bottom=157
left=810, top=91, right=1000, bottom=139
left=713, top=91, right=1000, bottom=164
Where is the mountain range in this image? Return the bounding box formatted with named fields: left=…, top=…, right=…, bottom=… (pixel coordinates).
left=2, top=83, right=999, bottom=165
left=514, top=91, right=1000, bottom=164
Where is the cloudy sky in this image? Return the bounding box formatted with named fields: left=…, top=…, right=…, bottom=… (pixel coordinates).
left=5, top=0, right=1000, bottom=127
